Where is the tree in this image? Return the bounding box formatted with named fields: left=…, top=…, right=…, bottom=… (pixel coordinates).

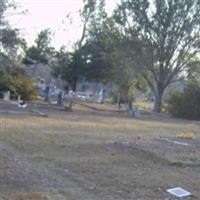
left=114, top=0, right=200, bottom=112
left=78, top=0, right=97, bottom=48
left=82, top=32, right=115, bottom=83
left=1, top=28, right=20, bottom=54
left=52, top=54, right=81, bottom=93
left=187, top=58, right=200, bottom=81
left=23, top=29, right=54, bottom=65
left=0, top=0, right=37, bottom=100
left=0, top=0, right=25, bottom=77
left=85, top=14, right=149, bottom=109
left=52, top=0, right=105, bottom=91
left=0, top=0, right=22, bottom=56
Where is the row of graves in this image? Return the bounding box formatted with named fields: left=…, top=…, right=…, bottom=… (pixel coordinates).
left=2, top=83, right=142, bottom=118
left=1, top=83, right=108, bottom=117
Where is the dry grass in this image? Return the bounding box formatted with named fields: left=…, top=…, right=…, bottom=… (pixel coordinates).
left=1, top=103, right=200, bottom=200
left=134, top=100, right=153, bottom=110
left=1, top=192, right=73, bottom=200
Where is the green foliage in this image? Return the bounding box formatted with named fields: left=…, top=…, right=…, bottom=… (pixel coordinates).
left=12, top=77, right=38, bottom=100
left=51, top=47, right=78, bottom=90
left=134, top=77, right=148, bottom=94
left=187, top=58, right=200, bottom=81
left=23, top=46, right=48, bottom=65
left=82, top=39, right=114, bottom=83
left=10, top=66, right=27, bottom=77
left=113, top=0, right=200, bottom=112
left=35, top=29, right=52, bottom=50
left=23, top=29, right=54, bottom=65
left=0, top=64, right=37, bottom=100
left=83, top=16, right=129, bottom=84
left=0, top=0, right=37, bottom=100
left=33, top=76, right=45, bottom=84
left=1, top=28, right=20, bottom=51
left=167, top=81, right=200, bottom=120
left=0, top=0, right=22, bottom=54
left=0, top=68, right=13, bottom=97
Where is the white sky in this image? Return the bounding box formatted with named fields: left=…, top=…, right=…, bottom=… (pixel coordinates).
left=8, top=0, right=118, bottom=49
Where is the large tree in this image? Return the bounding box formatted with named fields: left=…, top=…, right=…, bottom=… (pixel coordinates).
left=79, top=0, right=124, bottom=84
left=114, top=0, right=200, bottom=112
left=52, top=0, right=109, bottom=91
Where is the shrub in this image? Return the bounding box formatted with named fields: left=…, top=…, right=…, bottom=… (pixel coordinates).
left=0, top=65, right=38, bottom=100
left=167, top=81, right=200, bottom=120
left=0, top=66, right=16, bottom=98
left=0, top=76, right=12, bottom=97
left=12, top=77, right=38, bottom=100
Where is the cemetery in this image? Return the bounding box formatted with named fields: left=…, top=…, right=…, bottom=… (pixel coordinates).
left=1, top=0, right=200, bottom=199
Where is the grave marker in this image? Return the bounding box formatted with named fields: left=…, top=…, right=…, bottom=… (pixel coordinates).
left=3, top=91, right=10, bottom=101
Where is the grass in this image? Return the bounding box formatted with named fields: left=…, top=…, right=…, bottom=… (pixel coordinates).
left=134, top=100, right=153, bottom=110
left=1, top=103, right=200, bottom=199
left=1, top=192, right=74, bottom=200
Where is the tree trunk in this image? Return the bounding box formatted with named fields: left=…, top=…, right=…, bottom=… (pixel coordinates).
left=44, top=85, right=50, bottom=102
left=153, top=88, right=164, bottom=113
left=127, top=97, right=133, bottom=114
left=71, top=80, right=77, bottom=92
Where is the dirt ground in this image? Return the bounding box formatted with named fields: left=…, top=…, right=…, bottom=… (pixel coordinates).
left=0, top=101, right=200, bottom=200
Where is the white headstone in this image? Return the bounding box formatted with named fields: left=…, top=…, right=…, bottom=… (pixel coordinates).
left=98, top=89, right=105, bottom=104
left=17, top=95, right=21, bottom=103
left=17, top=96, right=27, bottom=108
left=3, top=91, right=10, bottom=101
left=134, top=108, right=140, bottom=118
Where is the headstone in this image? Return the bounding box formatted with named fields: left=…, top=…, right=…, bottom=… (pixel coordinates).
left=57, top=90, right=62, bottom=105
left=117, top=93, right=121, bottom=111
left=44, top=85, right=50, bottom=102
left=3, top=91, right=10, bottom=101
left=17, top=95, right=21, bottom=102
left=86, top=91, right=92, bottom=102
left=134, top=107, right=140, bottom=118
left=98, top=89, right=105, bottom=104
left=64, top=85, right=69, bottom=93
left=69, top=90, right=75, bottom=98
left=17, top=96, right=27, bottom=108
left=62, top=91, right=66, bottom=102
left=127, top=98, right=133, bottom=112
left=57, top=90, right=65, bottom=106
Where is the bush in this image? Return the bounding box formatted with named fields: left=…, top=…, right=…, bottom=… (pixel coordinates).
left=0, top=76, right=13, bottom=98
left=0, top=66, right=16, bottom=98
left=0, top=65, right=38, bottom=100
left=167, top=81, right=200, bottom=120
left=12, top=77, right=38, bottom=100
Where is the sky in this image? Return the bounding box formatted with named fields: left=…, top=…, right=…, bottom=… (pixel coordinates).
left=8, top=0, right=118, bottom=49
